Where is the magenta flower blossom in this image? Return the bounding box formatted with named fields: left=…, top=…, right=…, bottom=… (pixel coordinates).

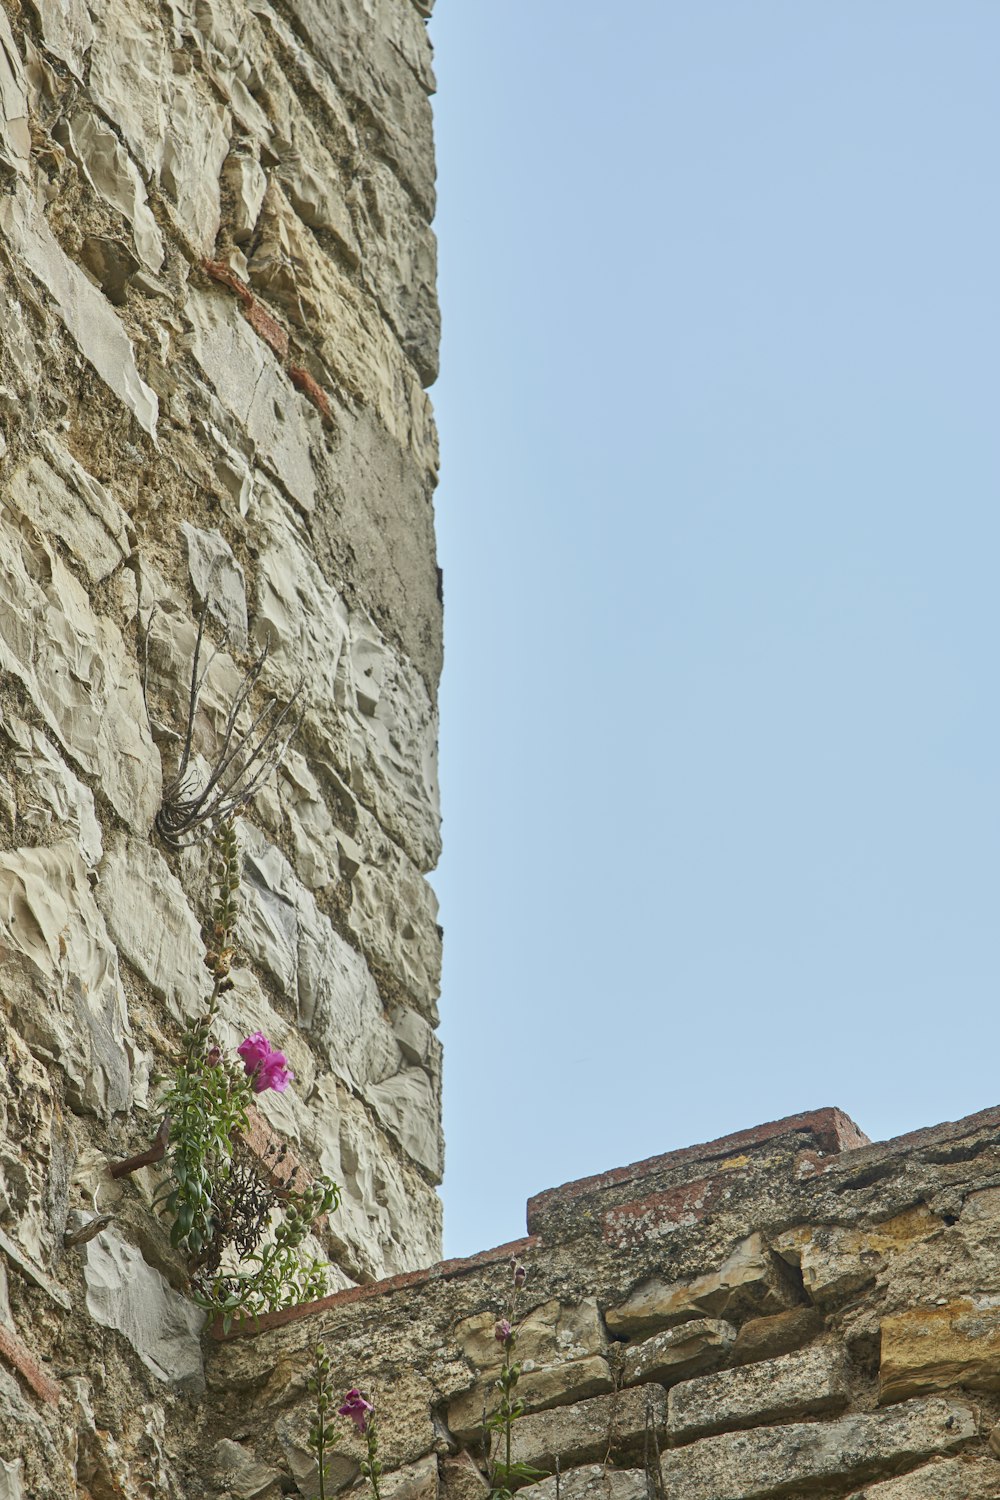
left=494, top=1319, right=512, bottom=1344
left=237, top=1031, right=295, bottom=1093
left=339, top=1388, right=374, bottom=1434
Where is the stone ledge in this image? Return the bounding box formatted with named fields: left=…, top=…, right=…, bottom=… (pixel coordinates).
left=211, top=1234, right=540, bottom=1341
left=526, top=1107, right=869, bottom=1235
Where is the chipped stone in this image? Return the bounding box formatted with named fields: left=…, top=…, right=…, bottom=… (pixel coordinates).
left=622, top=1317, right=736, bottom=1387
left=83, top=1229, right=205, bottom=1390
left=0, top=842, right=135, bottom=1118
left=7, top=434, right=131, bottom=583
left=0, top=186, right=158, bottom=436
left=845, top=1455, right=1000, bottom=1498
left=61, top=108, right=165, bottom=272
left=0, top=515, right=160, bottom=827
left=180, top=520, right=248, bottom=648
left=880, top=1298, right=1000, bottom=1402
left=606, top=1234, right=799, bottom=1338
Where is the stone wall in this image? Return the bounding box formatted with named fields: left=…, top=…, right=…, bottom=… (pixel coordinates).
left=206, top=1103, right=1000, bottom=1500
left=0, top=0, right=442, bottom=1487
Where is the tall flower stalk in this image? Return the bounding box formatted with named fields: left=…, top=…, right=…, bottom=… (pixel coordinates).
left=308, top=1344, right=339, bottom=1500
left=340, top=1388, right=381, bottom=1500
left=484, top=1257, right=543, bottom=1500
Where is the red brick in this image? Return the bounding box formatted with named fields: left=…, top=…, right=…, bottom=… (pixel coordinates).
left=243, top=299, right=290, bottom=361
left=241, top=1105, right=307, bottom=1195
left=212, top=1234, right=540, bottom=1341
left=288, top=364, right=332, bottom=421
left=527, top=1108, right=869, bottom=1233
left=0, top=1323, right=60, bottom=1404
left=201, top=257, right=253, bottom=305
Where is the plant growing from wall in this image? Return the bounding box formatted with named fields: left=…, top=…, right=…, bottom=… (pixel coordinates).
left=483, top=1256, right=545, bottom=1500
left=308, top=1343, right=340, bottom=1500
left=145, top=595, right=301, bottom=848
left=115, top=818, right=340, bottom=1331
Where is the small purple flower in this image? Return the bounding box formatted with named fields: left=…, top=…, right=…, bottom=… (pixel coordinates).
left=494, top=1319, right=512, bottom=1344
left=511, top=1256, right=527, bottom=1289
left=339, top=1388, right=374, bottom=1435
left=237, top=1031, right=295, bottom=1093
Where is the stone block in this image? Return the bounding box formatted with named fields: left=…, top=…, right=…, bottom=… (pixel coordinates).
left=880, top=1298, right=1000, bottom=1402
left=0, top=842, right=135, bottom=1119
left=773, top=1206, right=941, bottom=1307
left=659, top=1397, right=976, bottom=1500
left=667, top=1343, right=850, bottom=1442
left=60, top=107, right=165, bottom=272
left=83, top=1230, right=206, bottom=1390
left=0, top=515, right=160, bottom=828
left=7, top=435, right=132, bottom=583
left=96, top=834, right=206, bottom=1025
left=845, top=1456, right=1000, bottom=1498
left=622, top=1318, right=735, bottom=1387
left=523, top=1467, right=647, bottom=1500
left=606, top=1234, right=799, bottom=1338
left=0, top=183, right=158, bottom=436
left=509, top=1386, right=667, bottom=1474
left=3, top=715, right=102, bottom=867
left=731, top=1305, right=822, bottom=1365
left=0, top=10, right=29, bottom=177
left=449, top=1357, right=613, bottom=1442
left=184, top=288, right=318, bottom=513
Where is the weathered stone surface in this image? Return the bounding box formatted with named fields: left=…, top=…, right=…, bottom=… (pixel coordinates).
left=212, top=1438, right=285, bottom=1499
left=31, top=0, right=94, bottom=77
left=880, top=1297, right=1000, bottom=1402
left=773, top=1206, right=941, bottom=1307
left=845, top=1456, right=1000, bottom=1498
left=60, top=107, right=165, bottom=271
left=311, top=1073, right=442, bottom=1280
left=659, top=1397, right=976, bottom=1500
left=0, top=10, right=29, bottom=177
left=7, top=434, right=132, bottom=583
left=96, top=834, right=206, bottom=1025
left=0, top=515, right=160, bottom=827
left=3, top=715, right=102, bottom=865
left=606, top=1234, right=799, bottom=1337
left=667, top=1343, right=850, bottom=1442
left=83, top=1229, right=206, bottom=1390
left=252, top=485, right=441, bottom=870
left=0, top=184, right=158, bottom=436
left=731, top=1305, right=822, bottom=1365
left=509, top=1386, right=667, bottom=1474
left=448, top=1299, right=611, bottom=1437
left=180, top=520, right=249, bottom=647
left=622, top=1317, right=736, bottom=1387
left=184, top=288, right=319, bottom=513
left=278, top=0, right=435, bottom=216
left=522, top=1467, right=646, bottom=1500
left=0, top=842, right=135, bottom=1118
left=0, top=1015, right=64, bottom=1263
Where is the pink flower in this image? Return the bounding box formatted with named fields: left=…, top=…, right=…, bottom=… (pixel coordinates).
left=338, top=1388, right=374, bottom=1434
left=237, top=1031, right=295, bottom=1093
left=494, top=1319, right=512, bottom=1344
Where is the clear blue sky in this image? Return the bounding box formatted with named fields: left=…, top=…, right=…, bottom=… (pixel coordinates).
left=428, top=2, right=1000, bottom=1259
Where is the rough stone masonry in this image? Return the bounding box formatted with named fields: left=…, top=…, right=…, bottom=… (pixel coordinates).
left=4, top=2, right=1000, bottom=1499
left=0, top=0, right=445, bottom=1489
